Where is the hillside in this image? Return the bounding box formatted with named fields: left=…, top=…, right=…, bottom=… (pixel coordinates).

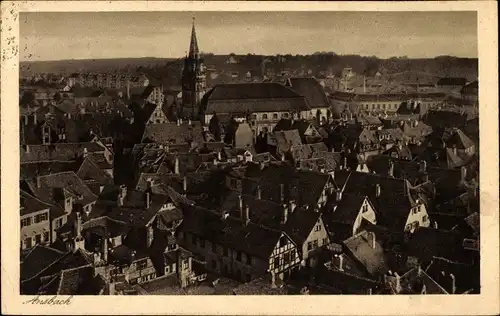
left=20, top=54, right=478, bottom=85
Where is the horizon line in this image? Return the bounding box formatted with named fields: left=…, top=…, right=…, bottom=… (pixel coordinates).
left=20, top=54, right=479, bottom=64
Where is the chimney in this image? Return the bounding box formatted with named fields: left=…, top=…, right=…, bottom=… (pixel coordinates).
left=337, top=254, right=344, bottom=271
left=24, top=115, right=28, bottom=126
left=177, top=119, right=180, bottom=126
left=126, top=80, right=130, bottom=100
left=256, top=185, right=262, bottom=200
left=217, top=151, right=222, bottom=161
left=281, top=152, right=286, bottom=161
left=146, top=191, right=151, bottom=209
left=83, top=147, right=88, bottom=158
left=244, top=205, right=250, bottom=225
left=452, top=145, right=457, bottom=155
left=388, top=160, right=394, bottom=178
left=420, top=160, right=427, bottom=173
left=280, top=183, right=285, bottom=203
left=25, top=145, right=30, bottom=154
left=103, top=237, right=108, bottom=263
left=434, top=221, right=439, bottom=229
left=73, top=212, right=85, bottom=252
left=394, top=272, right=402, bottom=293
left=449, top=273, right=456, bottom=294
left=289, top=199, right=297, bottom=213
left=281, top=203, right=289, bottom=224
left=336, top=189, right=343, bottom=202
left=368, top=231, right=376, bottom=249
left=460, top=166, right=467, bottom=182
left=118, top=185, right=127, bottom=206
left=174, top=156, right=180, bottom=175
left=343, top=156, right=348, bottom=170
left=238, top=195, right=243, bottom=213
left=183, top=176, right=188, bottom=196
left=375, top=184, right=381, bottom=197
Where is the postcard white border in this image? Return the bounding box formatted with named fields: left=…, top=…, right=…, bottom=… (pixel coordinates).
left=2, top=1, right=498, bottom=315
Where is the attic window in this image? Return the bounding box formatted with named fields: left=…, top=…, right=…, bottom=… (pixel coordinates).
left=279, top=236, right=288, bottom=247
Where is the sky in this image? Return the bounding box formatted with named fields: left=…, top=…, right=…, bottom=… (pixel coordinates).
left=20, top=11, right=477, bottom=61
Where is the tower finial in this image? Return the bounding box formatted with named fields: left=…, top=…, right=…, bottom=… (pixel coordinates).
left=189, top=16, right=199, bottom=58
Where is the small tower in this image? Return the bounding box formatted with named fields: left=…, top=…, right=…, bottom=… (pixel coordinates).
left=181, top=17, right=207, bottom=120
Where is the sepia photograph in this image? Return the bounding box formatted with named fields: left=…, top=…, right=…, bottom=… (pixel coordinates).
left=2, top=1, right=499, bottom=315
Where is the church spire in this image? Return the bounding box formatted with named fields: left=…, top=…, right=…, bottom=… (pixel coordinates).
left=189, top=17, right=199, bottom=58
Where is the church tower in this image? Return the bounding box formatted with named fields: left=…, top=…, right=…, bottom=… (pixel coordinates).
left=181, top=18, right=206, bottom=120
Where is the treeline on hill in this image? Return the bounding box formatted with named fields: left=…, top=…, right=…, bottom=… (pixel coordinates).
left=20, top=53, right=478, bottom=84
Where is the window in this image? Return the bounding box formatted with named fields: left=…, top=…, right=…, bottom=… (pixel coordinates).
left=24, top=237, right=32, bottom=249
left=422, top=215, right=428, bottom=223
left=323, top=238, right=328, bottom=246
left=290, top=250, right=296, bottom=260
left=272, top=113, right=278, bottom=120
left=284, top=252, right=291, bottom=265
left=236, top=251, right=242, bottom=262
left=182, top=259, right=189, bottom=270
left=136, top=259, right=148, bottom=270
left=199, top=238, right=205, bottom=248
left=246, top=254, right=252, bottom=265
left=21, top=217, right=31, bottom=228
left=279, top=236, right=288, bottom=247
left=43, top=231, right=50, bottom=243
left=315, top=225, right=321, bottom=232
left=262, top=114, right=268, bottom=120
left=34, top=212, right=48, bottom=223
left=273, top=257, right=279, bottom=268
left=362, top=205, right=368, bottom=213
left=251, top=114, right=257, bottom=120
left=307, top=241, right=313, bottom=251
left=35, top=234, right=41, bottom=245
left=283, top=113, right=289, bottom=118
left=313, top=240, right=318, bottom=249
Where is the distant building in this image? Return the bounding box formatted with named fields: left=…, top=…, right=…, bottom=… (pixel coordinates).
left=201, top=83, right=312, bottom=137
left=181, top=18, right=207, bottom=120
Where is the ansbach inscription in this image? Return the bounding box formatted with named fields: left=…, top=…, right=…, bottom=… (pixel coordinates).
left=23, top=296, right=73, bottom=305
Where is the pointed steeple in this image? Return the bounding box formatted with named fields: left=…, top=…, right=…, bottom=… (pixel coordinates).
left=189, top=17, right=199, bottom=58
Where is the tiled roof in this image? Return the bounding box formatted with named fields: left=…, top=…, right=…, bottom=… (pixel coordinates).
left=21, top=142, right=104, bottom=163
left=180, top=203, right=289, bottom=259
left=325, top=194, right=367, bottom=225
left=343, top=230, right=389, bottom=277
left=76, top=156, right=113, bottom=185
left=366, top=155, right=425, bottom=183
left=20, top=245, right=66, bottom=281
left=273, top=130, right=303, bottom=153
left=208, top=82, right=302, bottom=100
left=31, top=248, right=94, bottom=281
left=20, top=190, right=53, bottom=216
left=437, top=77, right=467, bottom=86
left=33, top=171, right=98, bottom=206
left=405, top=227, right=466, bottom=263
left=232, top=277, right=287, bottom=295
left=286, top=77, right=331, bottom=109
left=203, top=83, right=309, bottom=114
left=57, top=266, right=96, bottom=295
left=142, top=122, right=204, bottom=145
left=446, top=128, right=475, bottom=149
left=82, top=216, right=130, bottom=238
left=341, top=172, right=420, bottom=231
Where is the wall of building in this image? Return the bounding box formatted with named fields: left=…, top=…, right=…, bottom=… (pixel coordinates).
left=352, top=198, right=377, bottom=235
left=300, top=217, right=330, bottom=267
left=268, top=234, right=301, bottom=281
left=21, top=208, right=51, bottom=249
left=404, top=204, right=430, bottom=233
left=126, top=257, right=157, bottom=284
